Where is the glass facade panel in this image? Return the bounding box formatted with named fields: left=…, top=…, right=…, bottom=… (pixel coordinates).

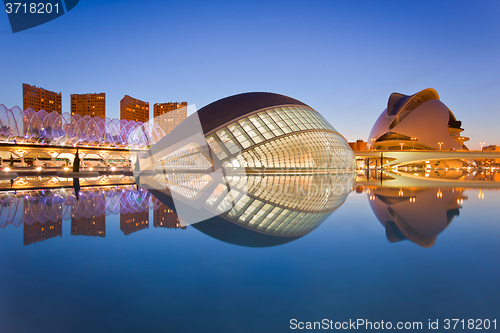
left=238, top=119, right=264, bottom=144
left=216, top=128, right=242, bottom=154
left=206, top=134, right=228, bottom=160
left=248, top=114, right=275, bottom=140
left=203, top=105, right=354, bottom=170
left=257, top=112, right=284, bottom=136
left=228, top=122, right=253, bottom=149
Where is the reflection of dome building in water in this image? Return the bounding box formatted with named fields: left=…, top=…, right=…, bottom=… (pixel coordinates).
left=148, top=173, right=355, bottom=247
left=368, top=88, right=469, bottom=151
left=140, top=92, right=357, bottom=246
left=146, top=92, right=355, bottom=170
left=367, top=187, right=467, bottom=247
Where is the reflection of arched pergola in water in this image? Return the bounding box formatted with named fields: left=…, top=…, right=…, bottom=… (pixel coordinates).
left=0, top=186, right=161, bottom=229
left=147, top=173, right=355, bottom=247
left=367, top=187, right=467, bottom=247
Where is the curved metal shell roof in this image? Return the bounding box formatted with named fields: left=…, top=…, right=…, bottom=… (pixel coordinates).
left=196, top=92, right=310, bottom=134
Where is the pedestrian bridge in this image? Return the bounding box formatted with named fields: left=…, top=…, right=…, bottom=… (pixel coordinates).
left=355, top=150, right=500, bottom=167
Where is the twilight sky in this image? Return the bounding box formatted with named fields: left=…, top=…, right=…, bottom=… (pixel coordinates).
left=1, top=0, right=499, bottom=149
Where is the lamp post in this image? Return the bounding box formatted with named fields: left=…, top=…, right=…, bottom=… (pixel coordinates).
left=458, top=137, right=465, bottom=150
left=480, top=142, right=485, bottom=151
left=400, top=142, right=404, bottom=151
left=438, top=142, right=443, bottom=150
left=411, top=137, right=417, bottom=150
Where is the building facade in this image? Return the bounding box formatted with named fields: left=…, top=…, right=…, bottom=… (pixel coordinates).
left=153, top=102, right=187, bottom=135
left=22, top=83, right=62, bottom=113
left=368, top=88, right=469, bottom=151
left=482, top=145, right=500, bottom=164
left=348, top=140, right=367, bottom=151
left=120, top=95, right=149, bottom=123
left=143, top=92, right=356, bottom=171
left=71, top=92, right=106, bottom=118
left=153, top=204, right=184, bottom=229
left=23, top=220, right=62, bottom=246
left=71, top=215, right=106, bottom=237
left=120, top=211, right=149, bottom=235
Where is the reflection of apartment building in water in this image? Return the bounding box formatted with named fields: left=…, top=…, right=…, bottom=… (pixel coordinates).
left=71, top=92, right=106, bottom=118
left=153, top=102, right=187, bottom=135
left=120, top=211, right=149, bottom=235
left=153, top=204, right=185, bottom=229
left=71, top=215, right=106, bottom=237
left=23, top=220, right=62, bottom=245
left=120, top=95, right=149, bottom=123
left=23, top=83, right=62, bottom=113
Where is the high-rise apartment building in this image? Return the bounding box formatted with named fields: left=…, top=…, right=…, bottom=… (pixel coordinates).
left=153, top=204, right=185, bottom=229
left=23, top=220, right=62, bottom=246
left=71, top=215, right=106, bottom=237
left=120, top=211, right=149, bottom=236
left=71, top=92, right=105, bottom=118
left=120, top=95, right=149, bottom=123
left=153, top=102, right=187, bottom=135
left=22, top=83, right=62, bottom=113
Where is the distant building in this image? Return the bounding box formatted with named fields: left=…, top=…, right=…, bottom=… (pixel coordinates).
left=120, top=95, right=149, bottom=123
left=23, top=220, right=62, bottom=245
left=71, top=215, right=105, bottom=237
left=482, top=145, right=500, bottom=164
left=23, top=83, right=62, bottom=113
left=120, top=211, right=149, bottom=235
left=348, top=140, right=367, bottom=151
left=71, top=92, right=105, bottom=118
left=482, top=145, right=500, bottom=152
left=153, top=102, right=187, bottom=135
left=153, top=204, right=185, bottom=229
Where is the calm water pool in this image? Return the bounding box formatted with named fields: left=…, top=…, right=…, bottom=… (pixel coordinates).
left=0, top=175, right=498, bottom=332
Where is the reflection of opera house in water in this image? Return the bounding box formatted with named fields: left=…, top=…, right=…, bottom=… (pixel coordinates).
left=367, top=187, right=467, bottom=248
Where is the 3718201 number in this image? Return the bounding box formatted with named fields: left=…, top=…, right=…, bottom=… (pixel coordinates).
left=443, top=319, right=497, bottom=330
left=5, top=3, right=59, bottom=14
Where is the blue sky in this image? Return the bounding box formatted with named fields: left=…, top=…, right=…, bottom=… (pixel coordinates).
left=1, top=0, right=499, bottom=149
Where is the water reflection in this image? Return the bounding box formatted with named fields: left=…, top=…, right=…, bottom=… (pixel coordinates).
left=0, top=186, right=161, bottom=244
left=366, top=187, right=467, bottom=248
left=145, top=173, right=355, bottom=247
left=5, top=172, right=487, bottom=249
left=0, top=173, right=356, bottom=247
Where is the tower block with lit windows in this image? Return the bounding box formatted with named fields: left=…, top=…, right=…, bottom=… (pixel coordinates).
left=71, top=93, right=106, bottom=118
left=153, top=101, right=187, bottom=135
left=22, top=83, right=62, bottom=113
left=120, top=95, right=149, bottom=123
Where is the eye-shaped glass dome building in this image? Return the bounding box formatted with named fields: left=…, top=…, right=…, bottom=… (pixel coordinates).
left=143, top=92, right=355, bottom=171
left=368, top=88, right=469, bottom=151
